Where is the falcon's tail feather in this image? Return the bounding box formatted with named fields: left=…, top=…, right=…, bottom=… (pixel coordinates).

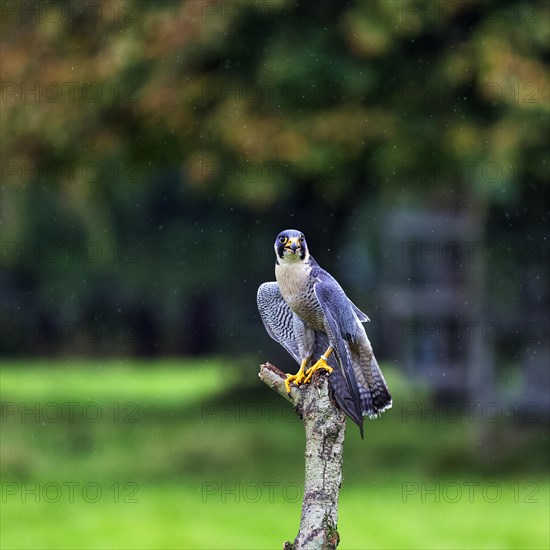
left=358, top=354, right=392, bottom=418
left=326, top=348, right=392, bottom=437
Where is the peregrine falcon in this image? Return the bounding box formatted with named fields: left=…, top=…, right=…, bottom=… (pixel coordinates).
left=257, top=229, right=392, bottom=437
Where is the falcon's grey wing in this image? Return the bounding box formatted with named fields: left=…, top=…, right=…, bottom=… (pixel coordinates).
left=349, top=300, right=370, bottom=323
left=257, top=282, right=300, bottom=363
left=313, top=279, right=364, bottom=435
left=313, top=270, right=392, bottom=420
left=257, top=281, right=334, bottom=367
left=257, top=282, right=364, bottom=427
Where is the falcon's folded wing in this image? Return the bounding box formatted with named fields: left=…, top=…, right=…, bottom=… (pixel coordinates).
left=257, top=281, right=365, bottom=429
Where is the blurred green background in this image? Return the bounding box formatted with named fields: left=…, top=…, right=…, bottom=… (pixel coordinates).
left=1, top=1, right=548, bottom=549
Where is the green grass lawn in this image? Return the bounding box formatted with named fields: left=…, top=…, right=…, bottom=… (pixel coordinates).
left=2, top=481, right=548, bottom=549
left=1, top=359, right=548, bottom=549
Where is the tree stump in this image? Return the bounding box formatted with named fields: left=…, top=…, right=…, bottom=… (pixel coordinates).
left=259, top=362, right=346, bottom=550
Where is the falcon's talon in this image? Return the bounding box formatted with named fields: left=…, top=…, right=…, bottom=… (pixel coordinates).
left=303, top=357, right=333, bottom=384
left=284, top=372, right=305, bottom=392
left=284, top=360, right=308, bottom=392
left=284, top=377, right=292, bottom=393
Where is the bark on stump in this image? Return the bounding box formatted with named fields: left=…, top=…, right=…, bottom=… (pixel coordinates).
left=258, top=362, right=346, bottom=550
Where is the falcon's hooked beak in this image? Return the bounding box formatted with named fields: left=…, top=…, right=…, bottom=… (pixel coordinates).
left=284, top=236, right=301, bottom=254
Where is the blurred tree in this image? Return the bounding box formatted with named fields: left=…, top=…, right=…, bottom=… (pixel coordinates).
left=0, top=0, right=548, bottom=356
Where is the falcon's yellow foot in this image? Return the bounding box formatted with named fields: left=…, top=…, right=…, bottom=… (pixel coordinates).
left=285, top=360, right=308, bottom=393
left=304, top=357, right=333, bottom=384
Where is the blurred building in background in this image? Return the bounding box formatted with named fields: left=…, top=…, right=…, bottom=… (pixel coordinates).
left=380, top=208, right=549, bottom=417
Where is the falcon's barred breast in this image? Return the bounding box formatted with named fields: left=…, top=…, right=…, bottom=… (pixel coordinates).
left=257, top=229, right=392, bottom=437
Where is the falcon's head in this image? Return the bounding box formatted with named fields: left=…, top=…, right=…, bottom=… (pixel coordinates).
left=274, top=229, right=309, bottom=263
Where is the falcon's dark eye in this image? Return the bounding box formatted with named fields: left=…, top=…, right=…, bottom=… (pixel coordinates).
left=299, top=236, right=304, bottom=243
left=279, top=236, right=287, bottom=243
